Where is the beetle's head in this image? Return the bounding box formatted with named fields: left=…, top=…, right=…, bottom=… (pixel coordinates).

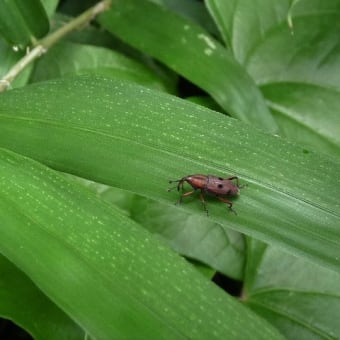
left=230, top=184, right=240, bottom=196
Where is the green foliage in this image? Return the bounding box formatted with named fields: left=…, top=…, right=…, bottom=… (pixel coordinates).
left=0, top=0, right=49, bottom=46
left=0, top=0, right=339, bottom=339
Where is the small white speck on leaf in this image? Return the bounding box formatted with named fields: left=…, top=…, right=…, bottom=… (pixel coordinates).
left=197, top=34, right=216, bottom=50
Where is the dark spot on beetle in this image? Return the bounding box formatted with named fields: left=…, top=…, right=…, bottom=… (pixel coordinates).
left=218, top=184, right=223, bottom=189
left=218, top=177, right=223, bottom=180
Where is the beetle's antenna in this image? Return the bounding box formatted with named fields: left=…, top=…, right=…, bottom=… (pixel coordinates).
left=168, top=180, right=180, bottom=192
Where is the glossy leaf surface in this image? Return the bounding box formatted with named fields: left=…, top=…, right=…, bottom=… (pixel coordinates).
left=0, top=148, right=282, bottom=339
left=31, top=42, right=173, bottom=92
left=0, top=255, right=84, bottom=340
left=0, top=0, right=49, bottom=47
left=206, top=0, right=340, bottom=157
left=244, top=239, right=340, bottom=339
left=98, top=0, right=278, bottom=132
left=0, top=76, right=339, bottom=274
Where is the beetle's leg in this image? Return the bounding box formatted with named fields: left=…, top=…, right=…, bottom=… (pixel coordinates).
left=177, top=190, right=195, bottom=205
left=217, top=196, right=237, bottom=215
left=199, top=190, right=209, bottom=216
left=177, top=179, right=185, bottom=192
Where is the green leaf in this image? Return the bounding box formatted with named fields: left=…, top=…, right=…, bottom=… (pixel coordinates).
left=244, top=239, right=340, bottom=339
left=205, top=0, right=292, bottom=62
left=40, top=0, right=59, bottom=17
left=0, top=76, right=339, bottom=275
left=0, top=148, right=282, bottom=339
left=0, top=0, right=49, bottom=47
left=261, top=83, right=340, bottom=158
left=0, top=255, right=84, bottom=340
left=128, top=195, right=246, bottom=280
left=206, top=0, right=340, bottom=157
left=71, top=178, right=245, bottom=280
left=31, top=41, right=174, bottom=92
left=98, top=0, right=278, bottom=132
left=152, top=0, right=218, bottom=35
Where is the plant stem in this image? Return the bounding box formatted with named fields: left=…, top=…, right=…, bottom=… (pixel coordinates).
left=0, top=0, right=112, bottom=92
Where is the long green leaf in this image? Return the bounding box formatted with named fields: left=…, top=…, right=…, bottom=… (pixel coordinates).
left=244, top=239, right=340, bottom=339
left=98, top=0, right=278, bottom=132
left=30, top=41, right=173, bottom=92
left=206, top=0, right=340, bottom=157
left=0, top=76, right=339, bottom=274
left=0, top=0, right=49, bottom=47
left=205, top=0, right=291, bottom=62
left=0, top=148, right=282, bottom=339
left=0, top=255, right=84, bottom=340
left=73, top=179, right=246, bottom=280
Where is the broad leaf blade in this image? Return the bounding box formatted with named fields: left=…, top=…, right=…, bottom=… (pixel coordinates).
left=206, top=0, right=340, bottom=157
left=31, top=42, right=173, bottom=92
left=98, top=0, right=278, bottom=132
left=74, top=180, right=246, bottom=280
left=205, top=0, right=291, bottom=62
left=0, top=255, right=84, bottom=340
left=244, top=240, right=340, bottom=339
left=0, top=0, right=49, bottom=47
left=261, top=83, right=340, bottom=157
left=0, top=148, right=283, bottom=339
left=0, top=77, right=339, bottom=274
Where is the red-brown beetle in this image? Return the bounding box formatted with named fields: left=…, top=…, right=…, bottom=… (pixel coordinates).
left=168, top=174, right=242, bottom=215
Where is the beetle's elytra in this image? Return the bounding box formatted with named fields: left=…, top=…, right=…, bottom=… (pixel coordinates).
left=168, top=174, right=243, bottom=215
